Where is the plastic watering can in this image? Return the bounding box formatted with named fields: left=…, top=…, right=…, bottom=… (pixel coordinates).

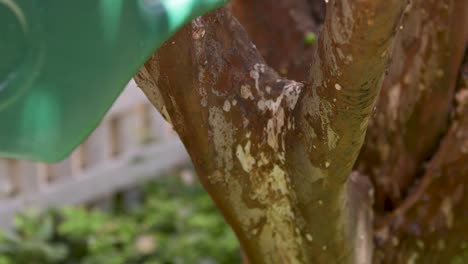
left=0, top=0, right=229, bottom=162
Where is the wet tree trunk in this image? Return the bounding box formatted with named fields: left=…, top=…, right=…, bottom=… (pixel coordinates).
left=135, top=0, right=467, bottom=263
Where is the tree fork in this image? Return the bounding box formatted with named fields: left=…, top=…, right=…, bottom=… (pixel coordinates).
left=136, top=0, right=405, bottom=262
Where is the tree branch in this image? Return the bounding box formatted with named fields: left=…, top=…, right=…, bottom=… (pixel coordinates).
left=297, top=0, right=405, bottom=204
left=290, top=0, right=405, bottom=261
left=136, top=9, right=313, bottom=263
left=374, top=57, right=468, bottom=263
left=356, top=0, right=468, bottom=211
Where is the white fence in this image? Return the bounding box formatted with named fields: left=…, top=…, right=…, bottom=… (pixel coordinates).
left=0, top=81, right=190, bottom=228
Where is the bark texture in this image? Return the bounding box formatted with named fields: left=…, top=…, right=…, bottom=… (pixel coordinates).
left=374, top=55, right=468, bottom=263
left=229, top=0, right=325, bottom=81
left=134, top=0, right=468, bottom=263
left=357, top=0, right=468, bottom=213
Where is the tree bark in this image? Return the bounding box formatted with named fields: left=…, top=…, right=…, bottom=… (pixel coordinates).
left=357, top=0, right=468, bottom=213
left=229, top=0, right=324, bottom=81
left=374, top=56, right=468, bottom=263
left=135, top=0, right=406, bottom=262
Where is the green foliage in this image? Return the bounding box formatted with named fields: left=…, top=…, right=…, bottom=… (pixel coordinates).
left=0, top=175, right=240, bottom=264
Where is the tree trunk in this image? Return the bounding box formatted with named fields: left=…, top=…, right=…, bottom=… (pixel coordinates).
left=135, top=0, right=467, bottom=263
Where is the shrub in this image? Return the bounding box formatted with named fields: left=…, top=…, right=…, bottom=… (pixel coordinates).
left=0, top=173, right=240, bottom=264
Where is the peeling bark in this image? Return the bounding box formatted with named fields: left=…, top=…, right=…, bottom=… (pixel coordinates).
left=134, top=0, right=468, bottom=263
left=374, top=56, right=468, bottom=263
left=136, top=9, right=311, bottom=263
left=291, top=0, right=405, bottom=261
left=357, top=0, right=468, bottom=211
left=136, top=0, right=404, bottom=262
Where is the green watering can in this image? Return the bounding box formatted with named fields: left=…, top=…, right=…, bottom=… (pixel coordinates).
left=0, top=0, right=229, bottom=162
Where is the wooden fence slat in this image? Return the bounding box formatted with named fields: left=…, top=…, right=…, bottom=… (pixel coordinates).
left=85, top=123, right=112, bottom=168
left=36, top=163, right=51, bottom=186
left=119, top=108, right=141, bottom=153
left=70, top=146, right=86, bottom=176
left=0, top=161, right=14, bottom=198
left=109, top=117, right=121, bottom=158
left=136, top=104, right=152, bottom=144
left=16, top=161, right=43, bottom=194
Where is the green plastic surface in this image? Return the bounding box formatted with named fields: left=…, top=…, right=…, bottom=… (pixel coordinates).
left=0, top=0, right=229, bottom=162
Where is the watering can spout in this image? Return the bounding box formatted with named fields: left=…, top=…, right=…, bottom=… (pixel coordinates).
left=0, top=0, right=229, bottom=162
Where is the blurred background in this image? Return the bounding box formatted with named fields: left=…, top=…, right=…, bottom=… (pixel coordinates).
left=0, top=81, right=240, bottom=264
